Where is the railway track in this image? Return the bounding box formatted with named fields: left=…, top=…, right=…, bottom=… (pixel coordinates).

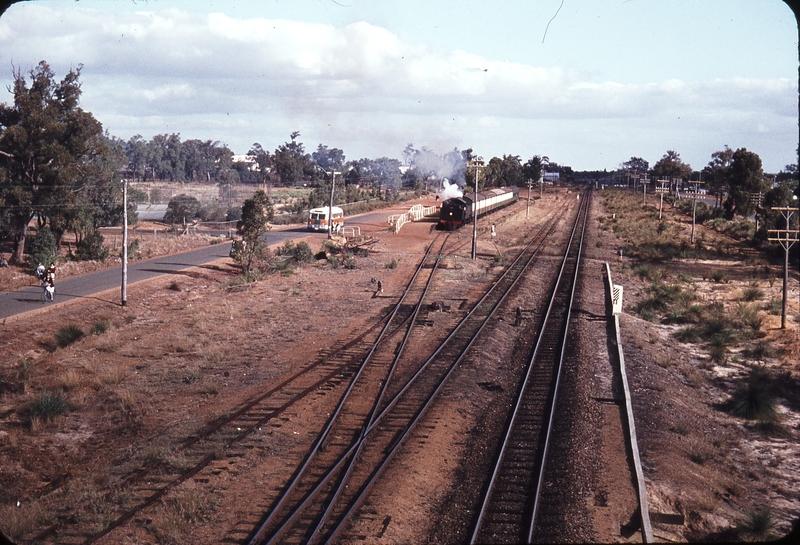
left=470, top=187, right=591, bottom=544
left=25, top=237, right=448, bottom=545
left=246, top=202, right=572, bottom=544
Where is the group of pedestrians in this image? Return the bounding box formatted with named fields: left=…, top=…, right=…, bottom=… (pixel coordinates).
left=37, top=262, right=56, bottom=303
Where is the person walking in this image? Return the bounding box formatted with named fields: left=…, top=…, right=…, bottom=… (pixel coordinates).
left=47, top=262, right=56, bottom=282
left=36, top=262, right=45, bottom=281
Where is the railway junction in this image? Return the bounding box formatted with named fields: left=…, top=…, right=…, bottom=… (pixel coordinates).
left=0, top=187, right=797, bottom=544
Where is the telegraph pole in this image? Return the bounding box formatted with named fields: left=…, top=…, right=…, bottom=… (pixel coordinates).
left=526, top=178, right=532, bottom=216
left=328, top=171, right=337, bottom=239
left=121, top=177, right=128, bottom=307
left=656, top=178, right=669, bottom=220
left=684, top=180, right=705, bottom=245
left=750, top=191, right=764, bottom=235
left=470, top=158, right=485, bottom=260
left=768, top=206, right=799, bottom=329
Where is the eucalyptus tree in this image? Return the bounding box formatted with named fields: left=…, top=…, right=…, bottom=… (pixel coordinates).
left=724, top=148, right=767, bottom=219
left=0, top=61, right=109, bottom=262
left=652, top=150, right=692, bottom=184
left=231, top=189, right=274, bottom=274
left=312, top=144, right=345, bottom=173
left=702, top=146, right=734, bottom=209
left=273, top=131, right=309, bottom=186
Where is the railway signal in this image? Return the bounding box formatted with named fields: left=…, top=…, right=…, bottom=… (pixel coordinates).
left=767, top=206, right=799, bottom=329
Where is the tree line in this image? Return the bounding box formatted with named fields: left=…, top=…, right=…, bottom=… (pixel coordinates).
left=2, top=62, right=796, bottom=266
left=615, top=149, right=798, bottom=239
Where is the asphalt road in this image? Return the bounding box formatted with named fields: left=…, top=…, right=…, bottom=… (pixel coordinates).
left=0, top=226, right=325, bottom=320
left=0, top=205, right=416, bottom=320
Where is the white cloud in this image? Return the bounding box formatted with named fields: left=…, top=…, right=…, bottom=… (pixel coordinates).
left=0, top=4, right=795, bottom=171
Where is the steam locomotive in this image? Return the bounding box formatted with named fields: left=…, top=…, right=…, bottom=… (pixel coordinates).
left=437, top=186, right=519, bottom=230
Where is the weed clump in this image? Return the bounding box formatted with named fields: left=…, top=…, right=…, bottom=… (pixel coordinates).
left=55, top=324, right=85, bottom=348
left=30, top=391, right=68, bottom=422
left=728, top=366, right=777, bottom=422
left=738, top=507, right=775, bottom=539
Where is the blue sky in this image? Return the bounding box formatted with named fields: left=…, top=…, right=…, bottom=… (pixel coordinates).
left=0, top=0, right=797, bottom=172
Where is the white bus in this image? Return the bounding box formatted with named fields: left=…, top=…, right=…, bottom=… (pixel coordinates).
left=307, top=206, right=344, bottom=233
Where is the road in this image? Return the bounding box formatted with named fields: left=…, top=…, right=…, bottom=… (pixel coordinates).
left=0, top=207, right=408, bottom=320
left=0, top=226, right=321, bottom=320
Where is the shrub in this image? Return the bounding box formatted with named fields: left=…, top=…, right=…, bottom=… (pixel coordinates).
left=385, top=258, right=398, bottom=269
left=741, top=283, right=763, bottom=302
left=767, top=298, right=782, bottom=315
left=738, top=507, right=775, bottom=538
left=276, top=240, right=314, bottom=264
left=76, top=231, right=110, bottom=261
left=675, top=326, right=701, bottom=343
left=28, top=226, right=57, bottom=274
left=55, top=324, right=85, bottom=348
left=0, top=502, right=51, bottom=539
left=197, top=203, right=227, bottom=222
left=729, top=372, right=777, bottom=421
left=709, top=269, right=729, bottom=283
left=122, top=238, right=140, bottom=259
left=164, top=194, right=201, bottom=224
left=736, top=302, right=762, bottom=332
left=30, top=391, right=68, bottom=422
left=226, top=206, right=242, bottom=222
left=343, top=257, right=357, bottom=270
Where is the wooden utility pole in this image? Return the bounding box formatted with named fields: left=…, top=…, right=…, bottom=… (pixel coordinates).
left=526, top=178, right=532, bottom=216
left=328, top=171, right=337, bottom=239
left=768, top=206, right=799, bottom=329
left=656, top=179, right=669, bottom=220
left=750, top=191, right=764, bottom=234
left=121, top=177, right=128, bottom=307
left=684, top=180, right=705, bottom=245
left=470, top=158, right=485, bottom=260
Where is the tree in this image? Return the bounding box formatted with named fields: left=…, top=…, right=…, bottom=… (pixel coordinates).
left=312, top=144, right=345, bottom=172
left=273, top=131, right=309, bottom=186
left=231, top=190, right=274, bottom=273
left=724, top=148, right=766, bottom=219
left=164, top=194, right=201, bottom=224
left=0, top=61, right=106, bottom=263
left=620, top=157, right=649, bottom=173
left=247, top=142, right=272, bottom=187
left=702, top=146, right=734, bottom=209
left=652, top=150, right=692, bottom=182
left=522, top=156, right=543, bottom=186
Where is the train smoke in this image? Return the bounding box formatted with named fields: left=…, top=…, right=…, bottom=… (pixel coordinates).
left=439, top=179, right=463, bottom=199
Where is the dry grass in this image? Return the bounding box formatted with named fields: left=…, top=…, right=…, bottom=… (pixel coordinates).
left=58, top=369, right=85, bottom=391
left=0, top=501, right=52, bottom=540
left=147, top=482, right=216, bottom=545
left=96, top=366, right=128, bottom=387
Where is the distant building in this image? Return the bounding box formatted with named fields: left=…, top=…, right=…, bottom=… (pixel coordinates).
left=543, top=172, right=560, bottom=183
left=231, top=155, right=259, bottom=171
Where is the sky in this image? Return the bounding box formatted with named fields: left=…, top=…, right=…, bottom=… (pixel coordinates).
left=0, top=0, right=797, bottom=173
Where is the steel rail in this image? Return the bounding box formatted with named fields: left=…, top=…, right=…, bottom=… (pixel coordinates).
left=306, top=235, right=448, bottom=541
left=250, top=200, right=569, bottom=545
left=319, top=203, right=571, bottom=543
left=470, top=187, right=590, bottom=544
left=33, top=316, right=400, bottom=545
left=248, top=235, right=448, bottom=545
left=528, top=187, right=590, bottom=541
left=28, top=240, right=442, bottom=545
